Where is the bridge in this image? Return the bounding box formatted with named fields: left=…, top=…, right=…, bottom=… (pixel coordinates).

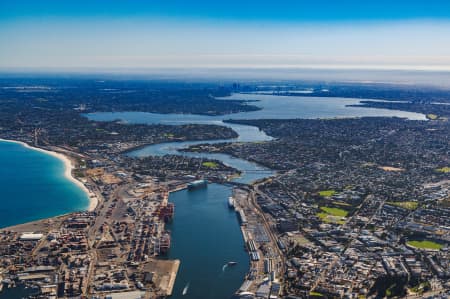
left=238, top=169, right=274, bottom=173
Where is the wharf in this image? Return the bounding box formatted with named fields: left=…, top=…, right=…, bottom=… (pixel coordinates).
left=157, top=259, right=180, bottom=296
left=168, top=184, right=188, bottom=193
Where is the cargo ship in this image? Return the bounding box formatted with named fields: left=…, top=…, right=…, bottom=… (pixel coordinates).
left=187, top=179, right=208, bottom=190
left=158, top=231, right=171, bottom=255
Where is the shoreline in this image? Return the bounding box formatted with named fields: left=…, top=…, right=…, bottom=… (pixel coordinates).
left=0, top=138, right=97, bottom=212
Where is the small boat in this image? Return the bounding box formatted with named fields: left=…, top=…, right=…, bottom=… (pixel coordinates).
left=227, top=261, right=238, bottom=266
left=182, top=282, right=190, bottom=295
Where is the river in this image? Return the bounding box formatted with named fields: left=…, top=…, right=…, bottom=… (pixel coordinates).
left=87, top=94, right=426, bottom=298
left=89, top=94, right=424, bottom=184
left=165, top=184, right=251, bottom=299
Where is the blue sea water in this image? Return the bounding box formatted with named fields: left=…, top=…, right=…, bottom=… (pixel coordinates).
left=0, top=140, right=89, bottom=228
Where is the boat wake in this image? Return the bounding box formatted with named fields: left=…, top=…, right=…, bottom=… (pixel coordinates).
left=182, top=282, right=190, bottom=295
left=222, top=264, right=228, bottom=272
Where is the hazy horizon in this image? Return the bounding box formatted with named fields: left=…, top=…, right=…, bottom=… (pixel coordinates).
left=1, top=1, right=450, bottom=75
left=1, top=68, right=450, bottom=89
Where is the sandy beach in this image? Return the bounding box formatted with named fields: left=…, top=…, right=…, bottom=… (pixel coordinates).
left=0, top=138, right=98, bottom=211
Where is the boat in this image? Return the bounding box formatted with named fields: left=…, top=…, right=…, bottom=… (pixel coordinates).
left=187, top=179, right=208, bottom=190
left=182, top=282, right=190, bottom=295
left=228, top=197, right=235, bottom=209
left=227, top=261, right=238, bottom=266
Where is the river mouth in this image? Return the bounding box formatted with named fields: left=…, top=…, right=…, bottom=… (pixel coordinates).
left=166, top=184, right=250, bottom=299
left=85, top=94, right=427, bottom=298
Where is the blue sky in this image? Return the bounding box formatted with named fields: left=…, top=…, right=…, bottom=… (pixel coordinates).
left=1, top=1, right=450, bottom=71
left=2, top=1, right=450, bottom=21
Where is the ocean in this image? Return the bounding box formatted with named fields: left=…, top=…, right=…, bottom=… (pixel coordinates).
left=0, top=140, right=89, bottom=228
